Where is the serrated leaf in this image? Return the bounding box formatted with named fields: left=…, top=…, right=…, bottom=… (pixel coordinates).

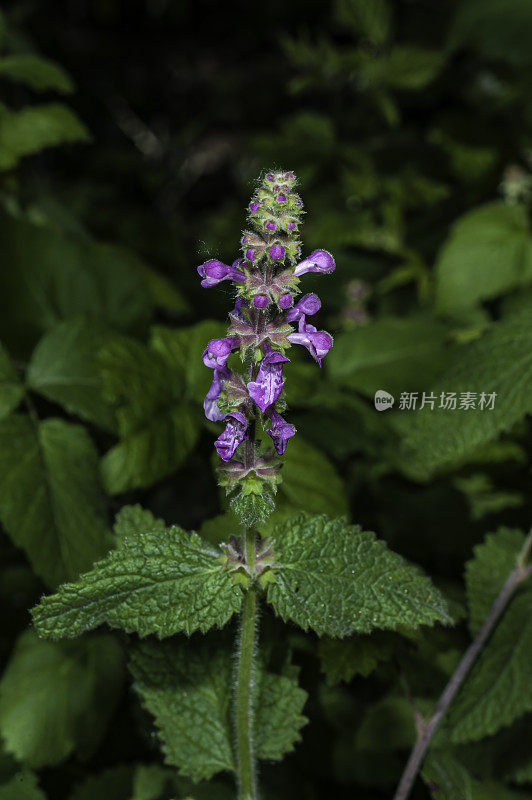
left=113, top=504, right=166, bottom=548
left=150, top=320, right=226, bottom=404
left=0, top=772, right=47, bottom=800
left=0, top=213, right=151, bottom=349
left=98, top=335, right=199, bottom=493
left=446, top=590, right=532, bottom=743
left=400, top=306, right=532, bottom=477
left=318, top=632, right=395, bottom=685
left=32, top=519, right=242, bottom=639
left=254, top=671, right=307, bottom=760
left=129, top=636, right=307, bottom=781
left=27, top=317, right=116, bottom=431
left=0, top=342, right=23, bottom=419
left=328, top=315, right=449, bottom=397
left=0, top=630, right=123, bottom=768
left=0, top=414, right=111, bottom=587
left=466, top=527, right=525, bottom=634
left=435, top=202, right=532, bottom=313
left=267, top=515, right=450, bottom=636
left=278, top=438, right=348, bottom=517
left=0, top=103, right=89, bottom=170
left=0, top=55, right=74, bottom=93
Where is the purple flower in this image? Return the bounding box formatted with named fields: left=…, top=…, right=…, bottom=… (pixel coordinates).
left=231, top=295, right=249, bottom=320
left=278, top=293, right=294, bottom=309
left=245, top=248, right=255, bottom=262
left=197, top=259, right=245, bottom=288
left=215, top=410, right=249, bottom=461
left=269, top=244, right=285, bottom=260
left=265, top=220, right=277, bottom=232
left=276, top=194, right=287, bottom=203
left=247, top=345, right=290, bottom=412
left=285, top=293, right=321, bottom=323
left=202, top=336, right=239, bottom=369
left=253, top=294, right=269, bottom=309
left=293, top=250, right=335, bottom=277
left=249, top=201, right=259, bottom=213
left=266, top=410, right=296, bottom=455
left=204, top=366, right=230, bottom=422
left=287, top=220, right=297, bottom=231
left=287, top=317, right=333, bottom=366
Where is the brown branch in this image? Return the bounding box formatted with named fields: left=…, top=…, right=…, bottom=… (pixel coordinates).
left=392, top=530, right=532, bottom=800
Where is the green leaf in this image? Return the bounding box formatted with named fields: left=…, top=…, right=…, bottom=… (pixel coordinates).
left=423, top=752, right=528, bottom=800
left=278, top=438, right=348, bottom=517
left=267, top=515, right=450, bottom=636
left=435, top=202, right=532, bottom=313
left=0, top=213, right=151, bottom=349
left=129, top=764, right=233, bottom=800
left=466, top=527, right=525, bottom=634
left=138, top=266, right=190, bottom=314
left=0, top=55, right=74, bottom=93
left=335, top=0, right=391, bottom=45
left=328, top=315, right=449, bottom=397
left=448, top=0, right=532, bottom=68
left=0, top=103, right=89, bottom=170
left=400, top=306, right=532, bottom=477
left=27, top=317, right=116, bottom=431
left=318, top=632, right=395, bottom=685
left=69, top=767, right=132, bottom=800
left=98, top=335, right=199, bottom=493
left=113, top=503, right=166, bottom=547
left=0, top=414, right=111, bottom=587
left=129, top=636, right=307, bottom=781
left=0, top=772, right=47, bottom=800
left=0, top=630, right=123, bottom=768
left=32, top=517, right=243, bottom=639
left=446, top=590, right=532, bottom=743
left=0, top=342, right=23, bottom=419
left=150, top=320, right=226, bottom=403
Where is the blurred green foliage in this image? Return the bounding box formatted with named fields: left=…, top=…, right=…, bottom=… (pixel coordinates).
left=1, top=0, right=532, bottom=798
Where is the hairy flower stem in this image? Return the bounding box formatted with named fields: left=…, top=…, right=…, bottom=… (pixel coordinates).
left=393, top=530, right=532, bottom=800
left=235, top=526, right=259, bottom=800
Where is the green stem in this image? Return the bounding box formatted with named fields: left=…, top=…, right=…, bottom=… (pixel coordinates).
left=235, top=527, right=259, bottom=800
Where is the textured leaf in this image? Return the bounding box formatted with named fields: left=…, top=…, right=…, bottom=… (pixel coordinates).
left=27, top=317, right=116, bottom=431
left=0, top=414, right=111, bottom=587
left=113, top=504, right=166, bottom=548
left=278, top=438, right=348, bottom=517
left=435, top=202, right=532, bottom=312
left=0, top=342, right=23, bottom=419
left=0, top=630, right=123, bottom=768
left=150, top=320, right=226, bottom=404
left=0, top=214, right=151, bottom=349
left=32, top=518, right=242, bottom=639
left=328, top=315, right=449, bottom=397
left=0, top=55, right=74, bottom=93
left=446, top=590, right=532, bottom=743
left=0, top=103, right=89, bottom=170
left=267, top=515, right=450, bottom=636
left=98, top=335, right=199, bottom=493
left=400, top=306, right=532, bottom=477
left=466, top=528, right=525, bottom=634
left=0, top=772, right=47, bottom=800
left=318, top=632, right=395, bottom=685
left=129, top=636, right=307, bottom=781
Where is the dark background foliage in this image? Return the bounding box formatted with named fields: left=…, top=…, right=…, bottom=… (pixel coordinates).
left=1, top=0, right=532, bottom=798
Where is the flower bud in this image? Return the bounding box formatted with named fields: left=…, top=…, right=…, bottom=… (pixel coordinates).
left=278, top=293, right=293, bottom=309
left=253, top=294, right=269, bottom=309
left=268, top=244, right=286, bottom=261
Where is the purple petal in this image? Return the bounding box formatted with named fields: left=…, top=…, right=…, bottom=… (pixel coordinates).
left=215, top=412, right=249, bottom=461
left=269, top=244, right=286, bottom=261
left=293, top=250, right=335, bottom=278
left=204, top=367, right=230, bottom=422
left=278, top=293, right=294, bottom=309
left=197, top=259, right=245, bottom=288
left=247, top=348, right=290, bottom=412
left=287, top=318, right=333, bottom=366
left=285, top=293, right=321, bottom=322
left=266, top=410, right=296, bottom=455
left=231, top=295, right=249, bottom=320
left=202, top=336, right=239, bottom=369
left=253, top=294, right=269, bottom=309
